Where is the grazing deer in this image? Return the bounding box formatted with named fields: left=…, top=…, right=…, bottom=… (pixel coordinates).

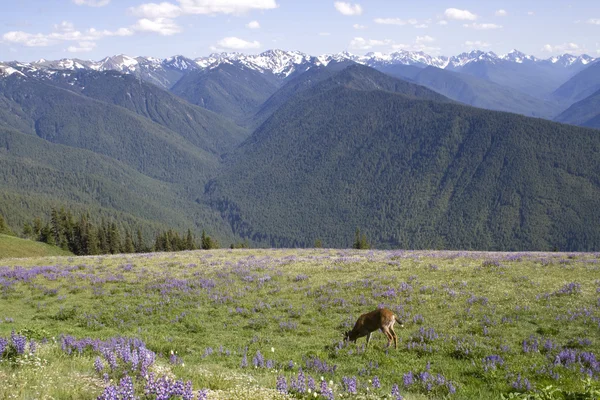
left=344, top=308, right=403, bottom=349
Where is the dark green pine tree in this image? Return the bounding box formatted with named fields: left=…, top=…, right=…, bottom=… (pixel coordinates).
left=40, top=223, right=55, bottom=246
left=50, top=208, right=61, bottom=245
left=23, top=222, right=33, bottom=238
left=353, top=228, right=370, bottom=250
left=87, top=225, right=100, bottom=255
left=97, top=220, right=109, bottom=254
left=186, top=229, right=195, bottom=250
left=108, top=222, right=121, bottom=254
left=33, top=218, right=43, bottom=238
left=123, top=230, right=135, bottom=254
left=201, top=230, right=217, bottom=250
left=135, top=228, right=145, bottom=253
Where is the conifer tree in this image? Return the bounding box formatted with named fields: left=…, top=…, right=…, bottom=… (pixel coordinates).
left=186, top=229, right=195, bottom=250
left=109, top=222, right=121, bottom=254
left=136, top=228, right=145, bottom=253
left=23, top=222, right=33, bottom=238
left=124, top=230, right=135, bottom=253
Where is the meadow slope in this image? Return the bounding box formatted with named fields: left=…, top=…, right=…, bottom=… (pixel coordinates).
left=0, top=249, right=599, bottom=399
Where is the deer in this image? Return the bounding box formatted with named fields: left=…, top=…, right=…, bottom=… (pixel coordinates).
left=344, top=308, right=403, bottom=349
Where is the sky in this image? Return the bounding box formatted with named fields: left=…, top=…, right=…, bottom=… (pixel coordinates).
left=1, top=0, right=599, bottom=62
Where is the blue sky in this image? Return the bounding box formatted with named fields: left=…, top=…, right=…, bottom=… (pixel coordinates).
left=1, top=0, right=599, bottom=61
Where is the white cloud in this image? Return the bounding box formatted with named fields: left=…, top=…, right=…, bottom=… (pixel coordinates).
left=438, top=20, right=448, bottom=25
left=72, top=0, right=110, bottom=6
left=67, top=41, right=97, bottom=52
left=2, top=22, right=133, bottom=47
left=374, top=18, right=418, bottom=26
left=415, top=24, right=428, bottom=29
left=129, top=2, right=182, bottom=19
left=416, top=35, right=434, bottom=44
left=463, top=23, right=502, bottom=30
left=587, top=18, right=600, bottom=25
left=374, top=18, right=406, bottom=25
left=246, top=20, right=260, bottom=29
left=131, top=0, right=278, bottom=19
left=349, top=36, right=440, bottom=54
left=495, top=9, right=507, bottom=17
left=444, top=8, right=478, bottom=21
left=2, top=31, right=51, bottom=47
left=527, top=11, right=535, bottom=16
left=353, top=24, right=366, bottom=29
left=541, top=42, right=582, bottom=53
left=217, top=36, right=260, bottom=49
left=349, top=37, right=391, bottom=50
left=334, top=2, right=362, bottom=16
left=465, top=40, right=490, bottom=49
left=133, top=18, right=182, bottom=35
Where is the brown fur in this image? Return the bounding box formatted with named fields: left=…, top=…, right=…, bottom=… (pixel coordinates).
left=344, top=308, right=403, bottom=349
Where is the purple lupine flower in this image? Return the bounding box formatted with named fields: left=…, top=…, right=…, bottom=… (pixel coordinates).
left=252, top=350, right=264, bottom=368
left=403, top=371, right=414, bottom=387
left=117, top=375, right=136, bottom=400
left=0, top=338, right=8, bottom=358
left=320, top=380, right=335, bottom=400
left=240, top=348, right=248, bottom=368
left=11, top=331, right=27, bottom=354
left=308, top=376, right=316, bottom=391
left=196, top=389, right=208, bottom=400
left=372, top=376, right=381, bottom=389
left=296, top=368, right=306, bottom=393
left=447, top=382, right=456, bottom=394
left=342, top=376, right=357, bottom=394
left=391, top=383, right=403, bottom=400
left=94, top=356, right=104, bottom=374
left=29, top=339, right=36, bottom=354
left=276, top=375, right=287, bottom=393
left=97, top=385, right=118, bottom=400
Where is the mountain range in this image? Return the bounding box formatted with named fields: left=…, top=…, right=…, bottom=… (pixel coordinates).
left=1, top=49, right=599, bottom=250
left=2, top=48, right=597, bottom=122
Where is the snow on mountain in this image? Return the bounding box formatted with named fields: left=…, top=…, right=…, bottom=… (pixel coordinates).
left=194, top=49, right=319, bottom=77
left=549, top=54, right=594, bottom=67
left=0, top=64, right=26, bottom=77
left=447, top=51, right=502, bottom=69
left=500, top=49, right=540, bottom=63
left=163, top=55, right=199, bottom=71
left=1, top=49, right=596, bottom=84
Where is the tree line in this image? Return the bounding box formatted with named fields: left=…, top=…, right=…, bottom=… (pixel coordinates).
left=17, top=208, right=218, bottom=255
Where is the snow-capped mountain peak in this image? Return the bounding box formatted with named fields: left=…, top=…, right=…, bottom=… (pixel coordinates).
left=500, top=49, right=538, bottom=63
left=0, top=64, right=26, bottom=77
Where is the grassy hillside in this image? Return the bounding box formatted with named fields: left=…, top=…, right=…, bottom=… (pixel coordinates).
left=209, top=66, right=600, bottom=251
left=1, top=250, right=599, bottom=399
left=0, top=233, right=72, bottom=258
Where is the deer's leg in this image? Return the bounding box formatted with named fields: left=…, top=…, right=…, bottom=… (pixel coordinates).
left=382, top=327, right=393, bottom=347
left=366, top=332, right=372, bottom=347
left=390, top=326, right=398, bottom=349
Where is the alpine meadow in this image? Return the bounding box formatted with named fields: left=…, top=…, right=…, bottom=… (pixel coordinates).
left=1, top=1, right=600, bottom=399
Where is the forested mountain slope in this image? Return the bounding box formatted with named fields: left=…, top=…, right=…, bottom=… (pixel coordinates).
left=170, top=62, right=280, bottom=125
left=207, top=66, right=600, bottom=251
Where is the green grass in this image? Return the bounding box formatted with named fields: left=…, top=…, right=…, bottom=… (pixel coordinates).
left=0, top=234, right=72, bottom=258
left=0, top=249, right=599, bottom=399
